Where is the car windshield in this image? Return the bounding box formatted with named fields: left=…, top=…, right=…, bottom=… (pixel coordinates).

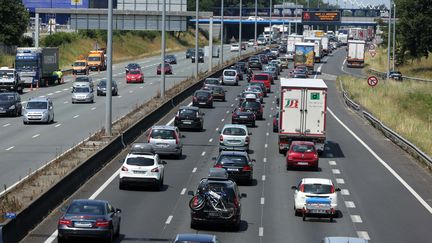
left=292, top=144, right=315, bottom=153
left=303, top=184, right=333, bottom=194
left=0, top=71, right=14, bottom=78
left=253, top=75, right=268, bottom=81
left=198, top=182, right=235, bottom=200
left=87, top=56, right=100, bottom=61
left=218, top=155, right=248, bottom=166
left=74, top=62, right=86, bottom=66
left=0, top=94, right=15, bottom=101
left=67, top=202, right=105, bottom=215
left=205, top=79, right=219, bottom=85
left=26, top=101, right=47, bottom=109
left=126, top=157, right=154, bottom=166
left=241, top=101, right=260, bottom=109
left=223, top=127, right=246, bottom=136
left=75, top=77, right=90, bottom=82
left=178, top=109, right=197, bottom=117
left=224, top=71, right=236, bottom=76
left=129, top=70, right=140, bottom=74
left=150, top=129, right=175, bottom=139
left=74, top=87, right=90, bottom=93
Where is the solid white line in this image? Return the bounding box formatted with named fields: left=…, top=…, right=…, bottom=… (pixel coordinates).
left=332, top=169, right=341, bottom=174
left=64, top=101, right=68, bottom=104
left=55, top=124, right=61, bottom=128
left=328, top=108, right=432, bottom=214
left=341, top=189, right=350, bottom=195
left=329, top=160, right=337, bottom=166
left=55, top=91, right=61, bottom=93
left=201, top=151, right=206, bottom=156
left=264, top=144, right=268, bottom=148
left=165, top=215, right=173, bottom=224
left=91, top=107, right=96, bottom=110
left=263, top=158, right=267, bottom=163
left=32, top=134, right=40, bottom=138
left=262, top=175, right=266, bottom=181
left=357, top=231, right=370, bottom=240
left=3, top=123, right=10, bottom=127
left=351, top=215, right=363, bottom=223
left=209, top=138, right=213, bottom=143
left=73, top=115, right=79, bottom=119
left=260, top=197, right=265, bottom=205
left=47, top=93, right=53, bottom=96
left=259, top=227, right=264, bottom=237
left=345, top=201, right=356, bottom=208
left=180, top=188, right=187, bottom=195
left=5, top=146, right=14, bottom=151
left=192, top=167, right=197, bottom=173
left=336, top=178, right=345, bottom=184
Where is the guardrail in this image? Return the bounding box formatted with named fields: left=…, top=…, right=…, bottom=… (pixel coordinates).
left=368, top=68, right=432, bottom=82
left=0, top=51, right=260, bottom=243
left=339, top=80, right=432, bottom=167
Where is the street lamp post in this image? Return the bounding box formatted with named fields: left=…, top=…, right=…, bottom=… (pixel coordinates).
left=161, top=0, right=166, bottom=99
left=239, top=0, right=242, bottom=58
left=195, top=0, right=199, bottom=77
left=254, top=0, right=257, bottom=43
left=392, top=2, right=396, bottom=71
left=105, top=0, right=113, bottom=136
left=269, top=0, right=272, bottom=43
left=282, top=0, right=285, bottom=38
left=220, top=0, right=224, bottom=65
left=295, top=0, right=298, bottom=34
left=387, top=1, right=392, bottom=79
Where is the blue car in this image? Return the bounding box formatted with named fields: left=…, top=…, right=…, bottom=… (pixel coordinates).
left=173, top=233, right=218, bottom=243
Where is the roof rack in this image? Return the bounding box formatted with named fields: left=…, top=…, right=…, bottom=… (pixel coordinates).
left=130, top=143, right=155, bottom=155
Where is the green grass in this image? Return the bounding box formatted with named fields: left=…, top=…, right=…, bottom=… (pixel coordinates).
left=338, top=75, right=432, bottom=157
left=0, top=53, right=15, bottom=67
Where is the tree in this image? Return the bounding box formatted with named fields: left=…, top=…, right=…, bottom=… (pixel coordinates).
left=0, top=0, right=29, bottom=46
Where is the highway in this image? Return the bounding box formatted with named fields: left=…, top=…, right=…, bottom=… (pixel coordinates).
left=0, top=45, right=255, bottom=190
left=21, top=46, right=432, bottom=243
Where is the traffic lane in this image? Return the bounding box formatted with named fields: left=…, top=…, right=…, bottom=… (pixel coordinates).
left=321, top=47, right=365, bottom=78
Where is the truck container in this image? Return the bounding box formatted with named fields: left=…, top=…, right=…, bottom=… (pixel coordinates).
left=304, top=37, right=323, bottom=63
left=278, top=78, right=327, bottom=154
left=15, top=47, right=59, bottom=86
left=287, top=35, right=296, bottom=59
left=338, top=34, right=348, bottom=45
left=0, top=67, right=24, bottom=93
left=321, top=36, right=329, bottom=55
left=346, top=40, right=365, bottom=68
left=294, top=42, right=315, bottom=74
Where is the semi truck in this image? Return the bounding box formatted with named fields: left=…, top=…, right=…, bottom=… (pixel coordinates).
left=294, top=42, right=315, bottom=74
left=278, top=78, right=328, bottom=154
left=0, top=67, right=24, bottom=93
left=287, top=34, right=304, bottom=60
left=346, top=40, right=366, bottom=68
left=321, top=36, right=329, bottom=56
left=304, top=37, right=323, bottom=63
left=15, top=47, right=59, bottom=86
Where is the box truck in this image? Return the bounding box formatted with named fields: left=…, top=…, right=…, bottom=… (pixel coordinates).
left=294, top=42, right=315, bottom=74
left=346, top=40, right=365, bottom=68
left=278, top=78, right=327, bottom=154
left=15, top=47, right=59, bottom=86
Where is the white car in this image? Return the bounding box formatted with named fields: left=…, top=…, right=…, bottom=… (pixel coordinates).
left=71, top=85, right=94, bottom=103
left=230, top=44, right=240, bottom=52
left=119, top=143, right=167, bottom=190
left=247, top=39, right=255, bottom=46
left=222, top=69, right=239, bottom=86
left=219, top=124, right=251, bottom=152
left=291, top=178, right=340, bottom=219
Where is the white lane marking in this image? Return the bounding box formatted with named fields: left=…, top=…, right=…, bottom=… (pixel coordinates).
left=329, top=160, right=337, bottom=166
left=91, top=107, right=96, bottom=111
left=357, top=231, right=370, bottom=240
left=55, top=91, right=61, bottom=94
left=259, top=227, right=264, bottom=237
left=209, top=138, right=213, bottom=143
left=201, top=151, right=206, bottom=156
left=264, top=144, right=268, bottom=148
left=192, top=167, right=197, bottom=173
left=47, top=93, right=53, bottom=96
left=263, top=158, right=267, bottom=163
left=129, top=90, right=133, bottom=93
left=73, top=115, right=79, bottom=119
left=55, top=124, right=61, bottom=128
left=262, top=175, right=266, bottom=181
left=221, top=118, right=225, bottom=122
left=117, top=96, right=122, bottom=98
left=150, top=82, right=153, bottom=85
left=351, top=215, right=363, bottom=223
left=226, top=110, right=229, bottom=114
left=216, top=127, right=219, bottom=131
left=267, top=122, right=270, bottom=126
left=63, top=88, right=69, bottom=91
left=5, top=146, right=14, bottom=151
left=329, top=108, right=432, bottom=214
left=332, top=169, right=341, bottom=174
left=341, top=189, right=350, bottom=195
left=32, top=134, right=40, bottom=138
left=345, top=201, right=356, bottom=208
left=266, top=132, right=269, bottom=136
left=260, top=197, right=265, bottom=205
left=140, top=86, right=144, bottom=89
left=64, top=101, right=68, bottom=104
left=3, top=123, right=10, bottom=127
left=231, top=104, right=234, bottom=107
left=180, top=188, right=187, bottom=195
left=165, top=215, right=173, bottom=224
left=336, top=178, right=345, bottom=184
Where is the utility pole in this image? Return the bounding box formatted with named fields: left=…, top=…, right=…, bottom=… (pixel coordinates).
left=195, top=0, right=199, bottom=77
left=269, top=0, right=272, bottom=43
left=239, top=0, right=242, bottom=58
left=392, top=2, right=396, bottom=71
left=220, top=0, right=224, bottom=65
left=105, top=0, right=113, bottom=136
left=387, top=1, right=392, bottom=79
left=282, top=0, right=285, bottom=38
left=254, top=0, right=257, bottom=43
left=295, top=0, right=298, bottom=34
left=209, top=16, right=213, bottom=71
left=161, top=0, right=166, bottom=98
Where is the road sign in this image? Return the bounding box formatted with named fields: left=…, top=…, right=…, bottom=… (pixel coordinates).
left=369, top=44, right=376, bottom=50
left=367, top=76, right=379, bottom=87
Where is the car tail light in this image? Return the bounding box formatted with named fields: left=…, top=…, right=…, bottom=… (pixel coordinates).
left=287, top=155, right=293, bottom=161
left=243, top=165, right=252, bottom=171
left=299, top=184, right=305, bottom=192
left=208, top=96, right=213, bottom=101
left=193, top=96, right=197, bottom=101
left=95, top=219, right=110, bottom=227
left=121, top=166, right=128, bottom=171
left=192, top=196, right=199, bottom=207
left=330, top=185, right=335, bottom=193
left=151, top=167, right=159, bottom=173
left=232, top=112, right=238, bottom=118
left=174, top=132, right=180, bottom=145
left=234, top=196, right=239, bottom=208
left=313, top=153, right=318, bottom=159
left=58, top=218, right=72, bottom=226
left=245, top=136, right=250, bottom=144
left=214, top=164, right=223, bottom=168
left=240, top=107, right=244, bottom=112
left=219, top=135, right=224, bottom=142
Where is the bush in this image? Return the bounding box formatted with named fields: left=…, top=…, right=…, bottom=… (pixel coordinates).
left=42, top=32, right=77, bottom=47
left=20, top=36, right=34, bottom=47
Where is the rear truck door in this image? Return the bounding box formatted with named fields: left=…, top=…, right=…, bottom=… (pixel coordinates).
left=280, top=88, right=303, bottom=135
left=304, top=88, right=326, bottom=137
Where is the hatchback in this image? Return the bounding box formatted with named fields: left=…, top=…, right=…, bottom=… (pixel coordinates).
left=219, top=124, right=251, bottom=152
left=0, top=92, right=22, bottom=117
left=230, top=44, right=240, bottom=52
left=239, top=100, right=264, bottom=120
left=126, top=69, right=144, bottom=83
left=286, top=141, right=319, bottom=170
left=74, top=76, right=94, bottom=89
left=164, top=54, right=177, bottom=64
left=231, top=107, right=256, bottom=127
left=72, top=86, right=94, bottom=103
left=248, top=57, right=262, bottom=70
left=222, top=69, right=239, bottom=86
left=203, top=77, right=221, bottom=88
left=125, top=63, right=141, bottom=74
left=147, top=125, right=183, bottom=159
left=174, top=106, right=204, bottom=131
left=157, top=63, right=173, bottom=75
left=213, top=151, right=254, bottom=184
left=23, top=97, right=54, bottom=124
left=251, top=73, right=272, bottom=92
left=192, top=90, right=213, bottom=108
left=204, top=85, right=226, bottom=101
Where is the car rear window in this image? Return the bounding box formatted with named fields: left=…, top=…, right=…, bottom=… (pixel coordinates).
left=67, top=202, right=105, bottom=215
left=292, top=144, right=315, bottom=153
left=303, top=184, right=333, bottom=194
left=195, top=91, right=210, bottom=97
left=178, top=109, right=197, bottom=117
left=74, top=87, right=90, bottom=93
left=126, top=157, right=154, bottom=166
left=222, top=127, right=246, bottom=136
left=129, top=70, right=140, bottom=74
left=150, top=129, right=176, bottom=139
left=205, top=79, right=219, bottom=85
left=198, top=182, right=235, bottom=201
left=241, top=101, right=260, bottom=109
left=75, top=77, right=90, bottom=82
left=218, top=155, right=248, bottom=166
left=224, top=71, right=236, bottom=76
left=254, top=75, right=268, bottom=81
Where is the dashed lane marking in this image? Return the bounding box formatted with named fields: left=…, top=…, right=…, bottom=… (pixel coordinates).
left=345, top=201, right=356, bottom=208
left=351, top=215, right=363, bottom=223
left=260, top=197, right=265, bottom=205
left=262, top=175, right=266, bottom=181
left=47, top=93, right=53, bottom=96
left=201, top=151, right=206, bottom=156
left=267, top=123, right=270, bottom=126
left=129, top=90, right=133, bottom=93
left=165, top=215, right=173, bottom=224
left=73, top=115, right=79, bottom=119
left=55, top=124, right=61, bottom=128
left=332, top=169, right=341, bottom=174
left=3, top=123, right=10, bottom=127
left=209, top=138, right=213, bottom=143
left=259, top=227, right=264, bottom=237
left=357, top=231, right=370, bottom=240
left=221, top=118, right=224, bottom=122
left=64, top=101, right=68, bottom=104
left=216, top=127, right=219, bottom=131
left=55, top=91, right=61, bottom=93
left=329, top=160, right=337, bottom=166
left=266, top=132, right=269, bottom=136
left=231, top=104, right=234, bottom=107
left=5, top=146, right=14, bottom=151
left=226, top=110, right=229, bottom=114
left=336, top=178, right=345, bottom=184
left=32, top=134, right=40, bottom=138
left=63, top=88, right=69, bottom=91
left=263, top=158, right=267, bottom=163
left=180, top=188, right=186, bottom=195
left=264, top=144, right=268, bottom=148
left=192, top=167, right=197, bottom=173
left=91, top=107, right=96, bottom=110
left=341, top=189, right=350, bottom=195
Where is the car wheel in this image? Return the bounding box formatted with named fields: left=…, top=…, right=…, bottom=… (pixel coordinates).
left=177, top=150, right=182, bottom=160
left=115, top=222, right=121, bottom=237
left=158, top=177, right=164, bottom=191
left=51, top=115, right=55, bottom=123
left=252, top=121, right=256, bottom=127
left=119, top=181, right=126, bottom=190
left=106, top=229, right=114, bottom=243
left=15, top=109, right=19, bottom=117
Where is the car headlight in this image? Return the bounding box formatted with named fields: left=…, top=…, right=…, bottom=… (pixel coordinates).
left=9, top=105, right=15, bottom=110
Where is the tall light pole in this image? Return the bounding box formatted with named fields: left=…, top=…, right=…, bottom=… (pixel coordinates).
left=282, top=0, right=285, bottom=38
left=254, top=0, right=257, bottom=43
left=220, top=0, right=224, bottom=65
left=392, top=2, right=396, bottom=71
left=105, top=0, right=113, bottom=136
left=161, top=0, right=166, bottom=98
left=295, top=0, right=298, bottom=34
left=269, top=0, right=272, bottom=43
left=387, top=1, right=392, bottom=79
left=195, top=0, right=199, bottom=77
left=239, top=0, right=242, bottom=57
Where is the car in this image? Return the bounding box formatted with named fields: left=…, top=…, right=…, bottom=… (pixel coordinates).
left=247, top=16, right=264, bottom=21
left=238, top=91, right=262, bottom=105
left=286, top=52, right=294, bottom=60
left=278, top=57, right=289, bottom=69
left=23, top=97, right=54, bottom=124
left=185, top=48, right=194, bottom=58
left=389, top=71, right=403, bottom=81
left=203, top=77, right=221, bottom=88
left=96, top=79, right=118, bottom=96
left=57, top=199, right=121, bottom=243
left=188, top=170, right=246, bottom=230
left=234, top=61, right=248, bottom=73
left=204, top=85, right=226, bottom=101
left=251, top=73, right=272, bottom=92
left=230, top=43, right=240, bottom=52
left=248, top=57, right=262, bottom=70
left=291, top=178, right=340, bottom=220
left=247, top=39, right=255, bottom=46
left=257, top=37, right=267, bottom=45
left=119, top=143, right=166, bottom=190
left=273, top=109, right=279, bottom=132
left=221, top=69, right=239, bottom=86
left=322, top=237, right=369, bottom=243
left=164, top=54, right=177, bottom=64
left=72, top=85, right=94, bottom=103
left=229, top=65, right=244, bottom=81
left=126, top=68, right=144, bottom=83
left=270, top=59, right=282, bottom=71
left=174, top=106, right=204, bottom=131
left=72, top=60, right=89, bottom=75
left=231, top=107, right=256, bottom=127
left=219, top=124, right=251, bottom=152
left=245, top=82, right=267, bottom=97
left=173, top=233, right=219, bottom=243
left=286, top=141, right=319, bottom=170
left=74, top=75, right=94, bottom=89
left=294, top=65, right=309, bottom=74
left=192, top=89, right=213, bottom=108
left=191, top=49, right=205, bottom=63
left=258, top=54, right=269, bottom=64
left=213, top=151, right=254, bottom=184
left=157, top=63, right=173, bottom=75
left=125, top=63, right=141, bottom=74
left=239, top=100, right=264, bottom=120
left=292, top=72, right=309, bottom=79
left=264, top=52, right=277, bottom=61
left=270, top=48, right=280, bottom=56
left=278, top=45, right=287, bottom=53
left=147, top=125, right=183, bottom=159
left=0, top=92, right=22, bottom=117
left=262, top=66, right=278, bottom=82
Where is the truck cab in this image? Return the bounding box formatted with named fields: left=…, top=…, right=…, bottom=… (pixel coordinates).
left=0, top=67, right=24, bottom=94
left=72, top=59, right=89, bottom=75
left=87, top=50, right=106, bottom=71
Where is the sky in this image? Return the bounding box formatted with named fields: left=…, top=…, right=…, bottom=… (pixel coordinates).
left=325, top=0, right=390, bottom=9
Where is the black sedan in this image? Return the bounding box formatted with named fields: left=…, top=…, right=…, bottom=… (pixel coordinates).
left=0, top=92, right=22, bottom=117
left=231, top=107, right=256, bottom=127
left=240, top=100, right=264, bottom=120
left=125, top=63, right=141, bottom=74
left=248, top=57, right=262, bottom=70
left=192, top=90, right=213, bottom=108
left=57, top=199, right=121, bottom=243
left=164, top=54, right=177, bottom=64
left=185, top=48, right=194, bottom=58
left=174, top=106, right=204, bottom=131
left=213, top=151, right=254, bottom=184
left=96, top=79, right=118, bottom=96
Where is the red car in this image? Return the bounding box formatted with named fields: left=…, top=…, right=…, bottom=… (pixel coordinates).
left=251, top=73, right=272, bottom=92
left=126, top=69, right=144, bottom=83
left=157, top=63, right=173, bottom=75
left=286, top=141, right=319, bottom=171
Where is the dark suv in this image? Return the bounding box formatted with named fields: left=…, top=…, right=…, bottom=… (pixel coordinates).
left=174, top=106, right=204, bottom=131
left=188, top=169, right=246, bottom=230
left=240, top=100, right=264, bottom=120
left=0, top=92, right=22, bottom=117
left=192, top=90, right=213, bottom=108
left=213, top=151, right=254, bottom=184
left=248, top=57, right=262, bottom=70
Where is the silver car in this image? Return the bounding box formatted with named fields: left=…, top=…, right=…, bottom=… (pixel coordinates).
left=72, top=86, right=94, bottom=103
left=23, top=97, right=54, bottom=124
left=219, top=124, right=251, bottom=152
left=147, top=125, right=183, bottom=159
left=322, top=237, right=368, bottom=243
left=222, top=69, right=239, bottom=86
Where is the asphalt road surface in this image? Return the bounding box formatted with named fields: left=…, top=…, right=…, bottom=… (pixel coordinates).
left=22, top=46, right=432, bottom=243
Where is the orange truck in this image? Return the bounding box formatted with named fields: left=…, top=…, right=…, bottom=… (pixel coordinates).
left=72, top=55, right=89, bottom=75
left=87, top=50, right=106, bottom=72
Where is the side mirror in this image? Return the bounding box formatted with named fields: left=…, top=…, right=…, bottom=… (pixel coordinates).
left=187, top=191, right=195, bottom=196
left=335, top=188, right=341, bottom=192
left=181, top=135, right=185, bottom=138
left=161, top=161, right=167, bottom=165
left=291, top=186, right=297, bottom=190
left=240, top=193, right=247, bottom=198
left=116, top=208, right=122, bottom=213
left=60, top=205, right=68, bottom=212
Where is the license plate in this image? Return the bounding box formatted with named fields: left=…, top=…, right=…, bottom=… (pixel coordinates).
left=227, top=168, right=239, bottom=171
left=0, top=110, right=6, bottom=113
left=199, top=102, right=206, bottom=105
left=297, top=162, right=309, bottom=165
left=206, top=211, right=220, bottom=217
left=133, top=170, right=146, bottom=174
left=309, top=209, right=327, bottom=214
left=156, top=143, right=168, bottom=147
left=183, top=121, right=192, bottom=124
left=240, top=116, right=248, bottom=119
left=74, top=222, right=92, bottom=228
